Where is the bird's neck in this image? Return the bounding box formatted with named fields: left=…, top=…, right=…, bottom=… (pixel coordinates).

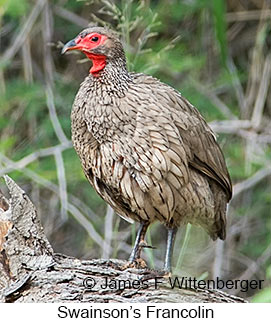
left=89, top=60, right=132, bottom=98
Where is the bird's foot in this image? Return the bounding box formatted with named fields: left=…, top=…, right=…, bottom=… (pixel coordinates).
left=122, top=241, right=156, bottom=271
left=121, top=257, right=148, bottom=270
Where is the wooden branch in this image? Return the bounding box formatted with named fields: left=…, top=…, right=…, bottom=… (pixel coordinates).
left=0, top=176, right=246, bottom=303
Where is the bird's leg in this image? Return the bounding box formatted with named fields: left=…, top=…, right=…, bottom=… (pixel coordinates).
left=164, top=227, right=178, bottom=273
left=128, top=222, right=149, bottom=265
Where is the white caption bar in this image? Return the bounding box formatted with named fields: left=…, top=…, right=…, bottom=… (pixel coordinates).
left=0, top=303, right=269, bottom=322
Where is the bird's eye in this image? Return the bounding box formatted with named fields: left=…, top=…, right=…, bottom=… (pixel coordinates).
left=91, top=36, right=99, bottom=42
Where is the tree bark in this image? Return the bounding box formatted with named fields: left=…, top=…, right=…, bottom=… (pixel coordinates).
left=0, top=176, right=246, bottom=303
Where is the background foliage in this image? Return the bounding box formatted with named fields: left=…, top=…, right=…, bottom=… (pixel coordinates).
left=0, top=0, right=270, bottom=302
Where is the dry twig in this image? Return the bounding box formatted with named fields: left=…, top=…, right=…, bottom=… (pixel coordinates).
left=0, top=0, right=46, bottom=66
left=102, top=205, right=114, bottom=259
left=233, top=166, right=271, bottom=199
left=251, top=53, right=271, bottom=129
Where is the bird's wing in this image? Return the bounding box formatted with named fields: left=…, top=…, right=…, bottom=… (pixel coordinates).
left=172, top=94, right=232, bottom=200
left=117, top=74, right=232, bottom=201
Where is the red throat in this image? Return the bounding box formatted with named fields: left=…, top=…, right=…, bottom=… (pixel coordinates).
left=84, top=52, right=106, bottom=76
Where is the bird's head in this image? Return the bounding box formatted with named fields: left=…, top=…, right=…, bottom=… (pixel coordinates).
left=61, top=27, right=126, bottom=76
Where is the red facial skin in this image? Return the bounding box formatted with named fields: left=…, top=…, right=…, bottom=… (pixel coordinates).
left=73, top=33, right=108, bottom=75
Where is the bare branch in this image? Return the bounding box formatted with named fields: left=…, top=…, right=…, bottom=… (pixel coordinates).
left=42, top=0, right=55, bottom=86
left=226, top=9, right=271, bottom=22
left=0, top=144, right=102, bottom=226
left=21, top=28, right=33, bottom=84
left=45, top=85, right=69, bottom=144
left=212, top=239, right=225, bottom=279
left=209, top=120, right=252, bottom=134
left=0, top=153, right=108, bottom=250
left=236, top=244, right=271, bottom=284
left=0, top=142, right=72, bottom=177
left=232, top=166, right=271, bottom=199
left=0, top=0, right=46, bottom=66
left=190, top=79, right=237, bottom=120
left=210, top=120, right=271, bottom=144
left=102, top=205, right=114, bottom=258
left=227, top=58, right=246, bottom=115
left=244, top=19, right=269, bottom=118
left=54, top=149, right=68, bottom=222
left=53, top=5, right=89, bottom=28
left=251, top=53, right=271, bottom=129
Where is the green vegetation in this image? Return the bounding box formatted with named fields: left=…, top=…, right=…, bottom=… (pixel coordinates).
left=0, top=0, right=270, bottom=301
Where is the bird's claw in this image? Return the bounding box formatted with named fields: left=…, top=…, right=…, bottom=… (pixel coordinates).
left=121, top=258, right=148, bottom=270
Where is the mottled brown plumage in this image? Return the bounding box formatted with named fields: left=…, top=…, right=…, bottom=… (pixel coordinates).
left=62, top=27, right=232, bottom=272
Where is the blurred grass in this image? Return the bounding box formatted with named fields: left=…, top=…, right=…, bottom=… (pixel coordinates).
left=212, top=0, right=228, bottom=67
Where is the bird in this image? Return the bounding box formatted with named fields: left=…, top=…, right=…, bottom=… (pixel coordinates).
left=62, top=26, right=232, bottom=273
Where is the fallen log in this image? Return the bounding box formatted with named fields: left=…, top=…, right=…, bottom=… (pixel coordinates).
left=0, top=176, right=246, bottom=303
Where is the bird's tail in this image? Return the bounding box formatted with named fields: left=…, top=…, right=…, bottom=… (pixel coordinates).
left=209, top=180, right=227, bottom=240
